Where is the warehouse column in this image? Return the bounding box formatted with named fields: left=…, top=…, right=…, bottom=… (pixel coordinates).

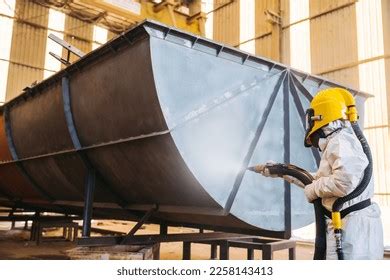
left=265, top=0, right=282, bottom=61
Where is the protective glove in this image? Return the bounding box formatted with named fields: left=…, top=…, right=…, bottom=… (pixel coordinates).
left=282, top=175, right=305, bottom=189
left=304, top=183, right=318, bottom=203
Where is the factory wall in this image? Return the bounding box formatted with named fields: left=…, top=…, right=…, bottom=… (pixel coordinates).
left=0, top=0, right=109, bottom=101
left=212, top=0, right=240, bottom=46
left=206, top=0, right=390, bottom=206
left=0, top=0, right=203, bottom=102
left=3, top=0, right=49, bottom=101
left=382, top=0, right=390, bottom=206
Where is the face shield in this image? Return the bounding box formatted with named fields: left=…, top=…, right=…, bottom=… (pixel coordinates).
left=304, top=109, right=315, bottom=147
left=304, top=109, right=323, bottom=148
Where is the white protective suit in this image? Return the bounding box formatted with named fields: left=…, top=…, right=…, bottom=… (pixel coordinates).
left=304, top=120, right=384, bottom=259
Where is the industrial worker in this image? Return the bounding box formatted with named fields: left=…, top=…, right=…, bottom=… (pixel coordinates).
left=304, top=88, right=383, bottom=259
left=256, top=88, right=384, bottom=259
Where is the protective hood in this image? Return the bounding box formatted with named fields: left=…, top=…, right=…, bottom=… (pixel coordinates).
left=318, top=120, right=348, bottom=151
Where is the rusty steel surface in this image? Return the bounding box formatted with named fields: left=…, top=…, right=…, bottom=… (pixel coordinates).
left=0, top=20, right=368, bottom=237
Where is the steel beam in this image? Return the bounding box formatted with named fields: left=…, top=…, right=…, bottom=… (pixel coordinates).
left=210, top=244, right=218, bottom=259
left=61, top=76, right=131, bottom=210
left=283, top=73, right=291, bottom=238
left=82, top=168, right=95, bottom=237
left=220, top=241, right=229, bottom=260
left=182, top=242, right=191, bottom=260
left=77, top=232, right=250, bottom=246
left=160, top=223, right=168, bottom=235
left=49, top=33, right=85, bottom=58
left=121, top=206, right=158, bottom=244
left=0, top=215, right=74, bottom=222
left=247, top=248, right=255, bottom=260
left=89, top=227, right=124, bottom=236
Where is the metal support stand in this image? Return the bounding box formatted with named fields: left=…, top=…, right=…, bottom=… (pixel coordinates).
left=289, top=247, right=296, bottom=260
left=210, top=244, right=218, bottom=259
left=82, top=168, right=96, bottom=237
left=247, top=248, right=255, bottom=260
left=77, top=227, right=297, bottom=260
left=9, top=208, right=15, bottom=229
left=262, top=245, right=272, bottom=260
left=30, top=212, right=40, bottom=241
left=160, top=223, right=168, bottom=235
left=33, top=221, right=79, bottom=245
left=186, top=237, right=296, bottom=260
left=183, top=242, right=191, bottom=260
left=220, top=240, right=230, bottom=260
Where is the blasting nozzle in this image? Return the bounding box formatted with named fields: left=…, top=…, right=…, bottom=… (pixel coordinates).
left=247, top=164, right=266, bottom=173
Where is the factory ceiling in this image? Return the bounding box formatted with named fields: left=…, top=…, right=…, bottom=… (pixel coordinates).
left=32, top=0, right=201, bottom=33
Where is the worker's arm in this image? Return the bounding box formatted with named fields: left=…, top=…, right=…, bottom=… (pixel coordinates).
left=304, top=135, right=368, bottom=202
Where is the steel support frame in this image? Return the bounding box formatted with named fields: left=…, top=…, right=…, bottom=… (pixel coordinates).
left=32, top=220, right=79, bottom=245
left=191, top=238, right=296, bottom=260
left=0, top=215, right=75, bottom=222
left=9, top=208, right=15, bottom=229
left=62, top=76, right=138, bottom=237
left=283, top=73, right=292, bottom=238
left=77, top=230, right=296, bottom=260
left=62, top=76, right=97, bottom=237
left=62, top=76, right=141, bottom=237
left=78, top=232, right=251, bottom=247
left=82, top=168, right=95, bottom=237
left=120, top=206, right=158, bottom=244
left=160, top=223, right=168, bottom=235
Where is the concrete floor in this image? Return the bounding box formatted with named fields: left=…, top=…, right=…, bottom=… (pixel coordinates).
left=1, top=220, right=388, bottom=260
left=0, top=220, right=315, bottom=260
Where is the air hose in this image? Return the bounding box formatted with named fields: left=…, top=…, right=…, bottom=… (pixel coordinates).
left=248, top=164, right=327, bottom=260
left=330, top=122, right=373, bottom=260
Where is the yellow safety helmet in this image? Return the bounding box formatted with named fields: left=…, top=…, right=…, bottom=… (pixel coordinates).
left=304, top=87, right=358, bottom=147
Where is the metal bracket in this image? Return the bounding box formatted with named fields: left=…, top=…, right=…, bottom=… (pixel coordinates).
left=153, top=0, right=178, bottom=13
left=120, top=206, right=159, bottom=244
left=49, top=52, right=71, bottom=66
left=48, top=34, right=85, bottom=66
left=265, top=9, right=281, bottom=25
left=187, top=11, right=207, bottom=24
